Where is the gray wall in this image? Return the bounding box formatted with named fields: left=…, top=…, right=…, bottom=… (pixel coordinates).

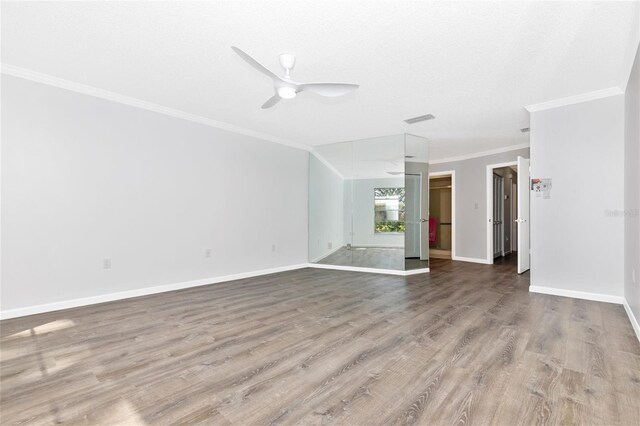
left=308, top=154, right=344, bottom=261
left=530, top=94, right=625, bottom=297
left=625, top=45, right=640, bottom=325
left=430, top=148, right=530, bottom=261
left=1, top=76, right=309, bottom=313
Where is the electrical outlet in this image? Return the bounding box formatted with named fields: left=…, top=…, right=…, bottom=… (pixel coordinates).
left=103, top=258, right=111, bottom=269
left=474, top=202, right=479, bottom=209
left=328, top=242, right=333, bottom=250
left=205, top=249, right=211, bottom=258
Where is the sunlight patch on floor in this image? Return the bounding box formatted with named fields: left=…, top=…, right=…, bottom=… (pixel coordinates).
left=4, top=319, right=76, bottom=340
left=108, top=400, right=149, bottom=425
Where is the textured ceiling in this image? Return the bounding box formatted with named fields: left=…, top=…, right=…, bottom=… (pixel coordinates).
left=2, top=1, right=638, bottom=147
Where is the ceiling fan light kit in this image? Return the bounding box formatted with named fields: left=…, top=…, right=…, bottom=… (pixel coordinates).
left=277, top=86, right=297, bottom=99
left=232, top=46, right=359, bottom=109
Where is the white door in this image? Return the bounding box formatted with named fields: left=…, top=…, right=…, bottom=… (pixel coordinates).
left=493, top=174, right=504, bottom=258
left=419, top=172, right=429, bottom=261
left=405, top=173, right=429, bottom=260
left=405, top=174, right=420, bottom=258
left=511, top=182, right=517, bottom=252
left=516, top=156, right=530, bottom=273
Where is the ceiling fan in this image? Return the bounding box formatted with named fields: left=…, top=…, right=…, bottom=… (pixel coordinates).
left=231, top=46, right=359, bottom=109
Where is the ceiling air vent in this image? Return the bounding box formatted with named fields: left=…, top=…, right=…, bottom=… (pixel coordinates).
left=520, top=127, right=530, bottom=133
left=404, top=114, right=435, bottom=124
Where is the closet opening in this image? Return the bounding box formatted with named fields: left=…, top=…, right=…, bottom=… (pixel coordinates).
left=429, top=172, right=454, bottom=260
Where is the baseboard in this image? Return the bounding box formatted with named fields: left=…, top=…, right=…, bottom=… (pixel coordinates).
left=528, top=286, right=625, bottom=305
left=404, top=268, right=430, bottom=275
left=451, top=255, right=491, bottom=264
left=307, top=263, right=429, bottom=276
left=0, top=263, right=308, bottom=320
left=623, top=299, right=640, bottom=342
left=350, top=244, right=404, bottom=249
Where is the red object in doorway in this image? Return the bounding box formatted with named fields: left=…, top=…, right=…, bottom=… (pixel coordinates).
left=429, top=218, right=438, bottom=243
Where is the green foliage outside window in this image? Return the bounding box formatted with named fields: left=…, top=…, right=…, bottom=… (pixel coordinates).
left=375, top=221, right=406, bottom=233
left=374, top=188, right=405, bottom=233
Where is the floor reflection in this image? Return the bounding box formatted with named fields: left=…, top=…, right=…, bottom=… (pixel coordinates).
left=315, top=246, right=428, bottom=271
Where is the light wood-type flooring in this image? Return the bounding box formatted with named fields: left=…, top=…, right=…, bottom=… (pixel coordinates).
left=1, top=256, right=639, bottom=425
left=316, top=246, right=428, bottom=271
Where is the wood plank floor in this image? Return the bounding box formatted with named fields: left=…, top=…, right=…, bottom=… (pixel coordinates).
left=1, top=257, right=639, bottom=425
left=315, top=246, right=428, bottom=271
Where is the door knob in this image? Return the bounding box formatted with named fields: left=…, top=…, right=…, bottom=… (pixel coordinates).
left=419, top=219, right=428, bottom=222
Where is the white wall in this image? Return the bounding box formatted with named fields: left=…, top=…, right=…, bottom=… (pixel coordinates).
left=429, top=148, right=530, bottom=261
left=1, top=76, right=309, bottom=313
left=347, top=177, right=405, bottom=248
left=308, top=154, right=344, bottom=261
left=530, top=94, right=625, bottom=298
left=625, top=45, right=640, bottom=326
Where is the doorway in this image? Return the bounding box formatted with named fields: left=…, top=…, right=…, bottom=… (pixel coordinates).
left=429, top=171, right=455, bottom=260
left=486, top=157, right=530, bottom=273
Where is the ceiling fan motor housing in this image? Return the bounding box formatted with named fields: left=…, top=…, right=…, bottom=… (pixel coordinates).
left=279, top=53, right=296, bottom=72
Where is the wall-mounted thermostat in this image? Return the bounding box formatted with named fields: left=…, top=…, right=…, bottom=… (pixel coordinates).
left=531, top=178, right=552, bottom=199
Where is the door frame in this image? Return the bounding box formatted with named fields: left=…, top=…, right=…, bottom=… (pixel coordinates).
left=486, top=161, right=517, bottom=264
left=428, top=170, right=456, bottom=259
left=492, top=173, right=505, bottom=258
left=511, top=181, right=517, bottom=253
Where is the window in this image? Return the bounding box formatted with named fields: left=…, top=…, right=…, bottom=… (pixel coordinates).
left=374, top=188, right=405, bottom=233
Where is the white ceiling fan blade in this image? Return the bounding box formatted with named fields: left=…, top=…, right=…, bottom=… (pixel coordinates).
left=261, top=94, right=281, bottom=109
left=298, top=83, right=359, bottom=97
left=231, top=46, right=281, bottom=81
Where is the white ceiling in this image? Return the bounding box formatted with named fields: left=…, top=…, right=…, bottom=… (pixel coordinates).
left=2, top=1, right=639, bottom=148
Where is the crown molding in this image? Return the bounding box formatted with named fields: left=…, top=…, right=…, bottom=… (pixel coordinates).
left=619, top=26, right=639, bottom=92
left=1, top=63, right=311, bottom=152
left=525, top=87, right=624, bottom=113
left=309, top=149, right=345, bottom=180
left=429, top=143, right=530, bottom=165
